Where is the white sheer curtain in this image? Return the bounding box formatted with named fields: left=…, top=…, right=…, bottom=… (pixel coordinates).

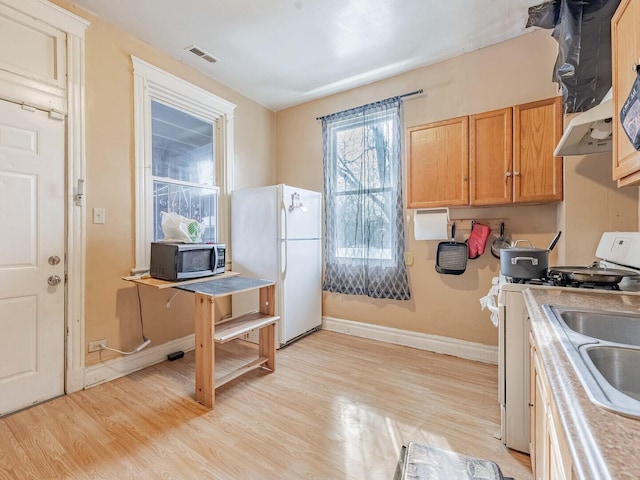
left=321, top=97, right=411, bottom=300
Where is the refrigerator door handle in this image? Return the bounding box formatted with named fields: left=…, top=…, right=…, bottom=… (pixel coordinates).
left=280, top=200, right=288, bottom=278
left=281, top=239, right=287, bottom=278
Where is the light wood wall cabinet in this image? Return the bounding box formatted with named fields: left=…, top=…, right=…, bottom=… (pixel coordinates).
left=407, top=116, right=469, bottom=208
left=409, top=97, right=563, bottom=208
left=612, top=0, right=640, bottom=186
left=530, top=333, right=576, bottom=480
left=469, top=107, right=513, bottom=205
left=513, top=97, right=563, bottom=203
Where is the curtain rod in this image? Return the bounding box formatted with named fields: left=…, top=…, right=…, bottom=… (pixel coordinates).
left=315, top=89, right=424, bottom=121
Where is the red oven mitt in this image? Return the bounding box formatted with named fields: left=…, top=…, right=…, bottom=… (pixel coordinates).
left=468, top=222, right=491, bottom=259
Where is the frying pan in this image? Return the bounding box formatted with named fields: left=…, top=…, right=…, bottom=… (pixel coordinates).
left=435, top=224, right=468, bottom=275
left=548, top=266, right=640, bottom=284
left=491, top=222, right=511, bottom=259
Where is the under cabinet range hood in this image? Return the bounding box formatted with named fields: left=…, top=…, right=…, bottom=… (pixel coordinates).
left=554, top=89, right=613, bottom=156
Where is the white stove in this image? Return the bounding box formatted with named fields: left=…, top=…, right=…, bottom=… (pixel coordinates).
left=485, top=232, right=640, bottom=454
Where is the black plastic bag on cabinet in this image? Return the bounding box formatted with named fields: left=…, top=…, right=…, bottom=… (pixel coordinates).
left=527, top=0, right=621, bottom=113
left=620, top=72, right=640, bottom=151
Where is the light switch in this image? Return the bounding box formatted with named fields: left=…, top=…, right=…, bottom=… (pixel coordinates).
left=93, top=208, right=105, bottom=224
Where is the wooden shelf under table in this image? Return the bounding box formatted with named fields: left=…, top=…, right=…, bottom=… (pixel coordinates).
left=122, top=272, right=279, bottom=409
left=214, top=312, right=279, bottom=344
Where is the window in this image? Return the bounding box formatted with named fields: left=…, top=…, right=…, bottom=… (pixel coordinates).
left=321, top=97, right=411, bottom=300
left=151, top=100, right=218, bottom=243
left=132, top=57, right=235, bottom=272
left=331, top=111, right=397, bottom=262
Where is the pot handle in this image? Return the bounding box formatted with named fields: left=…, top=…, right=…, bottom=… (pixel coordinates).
left=511, top=239, right=534, bottom=248
left=548, top=231, right=562, bottom=251
left=511, top=256, right=539, bottom=265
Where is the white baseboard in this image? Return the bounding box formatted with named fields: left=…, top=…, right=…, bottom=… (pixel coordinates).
left=84, top=319, right=497, bottom=388
left=84, top=334, right=195, bottom=388
left=322, top=316, right=498, bottom=364
left=66, top=367, right=86, bottom=394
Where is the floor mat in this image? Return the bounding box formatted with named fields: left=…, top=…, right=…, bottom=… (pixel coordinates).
left=394, top=442, right=513, bottom=480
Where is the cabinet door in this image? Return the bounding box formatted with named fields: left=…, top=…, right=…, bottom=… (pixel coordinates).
left=469, top=107, right=513, bottom=205
left=548, top=409, right=574, bottom=480
left=612, top=0, right=640, bottom=183
left=529, top=334, right=537, bottom=473
left=533, top=351, right=550, bottom=480
left=513, top=97, right=563, bottom=203
left=407, top=116, right=469, bottom=208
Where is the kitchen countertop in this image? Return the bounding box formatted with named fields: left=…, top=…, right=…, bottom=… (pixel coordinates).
left=524, top=288, right=640, bottom=480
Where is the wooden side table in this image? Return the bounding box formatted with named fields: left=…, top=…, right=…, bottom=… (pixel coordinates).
left=125, top=272, right=279, bottom=409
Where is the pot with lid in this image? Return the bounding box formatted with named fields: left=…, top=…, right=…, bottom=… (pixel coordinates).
left=500, top=232, right=562, bottom=279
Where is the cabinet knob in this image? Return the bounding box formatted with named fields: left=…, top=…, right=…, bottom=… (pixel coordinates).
left=505, top=171, right=512, bottom=177
left=462, top=176, right=469, bottom=181
left=513, top=171, right=521, bottom=176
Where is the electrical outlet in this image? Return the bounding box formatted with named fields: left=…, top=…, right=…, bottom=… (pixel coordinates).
left=404, top=251, right=414, bottom=266
left=88, top=339, right=106, bottom=352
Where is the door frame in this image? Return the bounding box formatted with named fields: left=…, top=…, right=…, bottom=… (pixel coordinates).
left=64, top=17, right=89, bottom=394
left=0, top=0, right=89, bottom=394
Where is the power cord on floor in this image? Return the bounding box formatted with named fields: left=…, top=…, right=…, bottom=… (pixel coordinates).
left=99, top=338, right=151, bottom=355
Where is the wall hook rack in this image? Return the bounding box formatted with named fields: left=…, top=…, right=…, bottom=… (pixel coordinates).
left=448, top=218, right=508, bottom=232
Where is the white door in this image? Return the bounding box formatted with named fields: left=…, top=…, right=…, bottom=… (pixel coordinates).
left=0, top=99, right=65, bottom=416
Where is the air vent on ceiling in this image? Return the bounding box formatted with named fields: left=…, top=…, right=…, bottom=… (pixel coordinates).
left=185, top=45, right=219, bottom=64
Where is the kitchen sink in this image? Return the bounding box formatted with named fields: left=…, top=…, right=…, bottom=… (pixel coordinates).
left=558, top=309, right=640, bottom=347
left=584, top=346, right=640, bottom=402
left=544, top=305, right=640, bottom=419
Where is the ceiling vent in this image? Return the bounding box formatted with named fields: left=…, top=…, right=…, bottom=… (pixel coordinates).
left=185, top=45, right=219, bottom=64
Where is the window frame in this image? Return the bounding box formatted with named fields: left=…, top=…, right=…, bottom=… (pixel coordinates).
left=132, top=56, right=236, bottom=272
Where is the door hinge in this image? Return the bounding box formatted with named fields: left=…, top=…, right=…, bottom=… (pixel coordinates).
left=49, top=110, right=65, bottom=121
left=20, top=103, right=65, bottom=120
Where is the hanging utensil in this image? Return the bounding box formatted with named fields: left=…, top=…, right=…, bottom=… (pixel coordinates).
left=467, top=221, right=491, bottom=259
left=491, top=222, right=511, bottom=259
left=435, top=224, right=468, bottom=275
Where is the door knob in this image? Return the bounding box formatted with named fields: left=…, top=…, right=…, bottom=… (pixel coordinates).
left=48, top=255, right=61, bottom=265
left=48, top=275, right=62, bottom=286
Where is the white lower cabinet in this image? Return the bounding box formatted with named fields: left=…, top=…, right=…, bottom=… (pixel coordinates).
left=530, top=333, right=575, bottom=480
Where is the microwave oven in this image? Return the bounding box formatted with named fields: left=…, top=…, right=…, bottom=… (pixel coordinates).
left=150, top=242, right=226, bottom=281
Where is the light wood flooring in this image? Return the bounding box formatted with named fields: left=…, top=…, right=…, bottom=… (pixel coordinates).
left=0, top=331, right=532, bottom=479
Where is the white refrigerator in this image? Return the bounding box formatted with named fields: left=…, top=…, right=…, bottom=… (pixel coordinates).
left=231, top=184, right=322, bottom=347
